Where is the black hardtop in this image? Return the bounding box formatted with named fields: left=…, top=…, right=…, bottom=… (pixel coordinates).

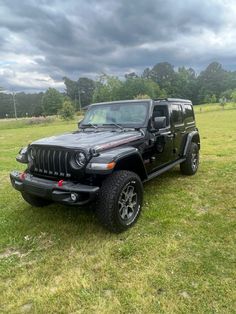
left=87, top=98, right=192, bottom=109
left=154, top=98, right=192, bottom=104
left=89, top=99, right=152, bottom=107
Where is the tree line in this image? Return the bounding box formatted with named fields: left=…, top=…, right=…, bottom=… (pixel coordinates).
left=1, top=61, right=236, bottom=118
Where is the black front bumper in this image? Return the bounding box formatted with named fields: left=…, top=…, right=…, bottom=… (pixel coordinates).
left=10, top=171, right=100, bottom=205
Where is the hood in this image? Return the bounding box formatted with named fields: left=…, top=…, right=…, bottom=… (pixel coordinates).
left=31, top=130, right=143, bottom=152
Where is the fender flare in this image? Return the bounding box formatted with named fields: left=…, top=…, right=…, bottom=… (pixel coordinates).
left=114, top=149, right=148, bottom=181
left=183, top=131, right=200, bottom=157
left=86, top=146, right=148, bottom=180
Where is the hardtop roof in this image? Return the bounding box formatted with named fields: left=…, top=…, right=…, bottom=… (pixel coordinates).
left=90, top=99, right=152, bottom=107
left=154, top=98, right=192, bottom=104
left=88, top=98, right=192, bottom=108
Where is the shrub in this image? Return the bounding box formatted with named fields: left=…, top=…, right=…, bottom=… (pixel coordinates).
left=134, top=94, right=150, bottom=99
left=59, top=100, right=75, bottom=120
left=231, top=90, right=236, bottom=102
left=25, top=116, right=55, bottom=125
left=42, top=88, right=63, bottom=115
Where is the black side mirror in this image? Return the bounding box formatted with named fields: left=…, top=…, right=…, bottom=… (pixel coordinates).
left=153, top=116, right=166, bottom=130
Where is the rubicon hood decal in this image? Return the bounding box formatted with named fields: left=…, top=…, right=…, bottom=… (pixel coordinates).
left=94, top=134, right=143, bottom=152
left=31, top=130, right=144, bottom=152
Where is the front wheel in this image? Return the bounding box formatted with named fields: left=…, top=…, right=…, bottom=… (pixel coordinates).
left=180, top=142, right=199, bottom=175
left=21, top=192, right=52, bottom=207
left=97, top=170, right=143, bottom=233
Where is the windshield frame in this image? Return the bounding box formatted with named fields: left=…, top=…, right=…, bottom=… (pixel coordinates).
left=80, top=101, right=151, bottom=129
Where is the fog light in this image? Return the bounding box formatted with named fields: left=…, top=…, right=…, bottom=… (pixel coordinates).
left=71, top=193, right=78, bottom=202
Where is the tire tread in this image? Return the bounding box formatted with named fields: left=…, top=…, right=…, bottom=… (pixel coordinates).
left=97, top=170, right=143, bottom=233
left=180, top=142, right=199, bottom=175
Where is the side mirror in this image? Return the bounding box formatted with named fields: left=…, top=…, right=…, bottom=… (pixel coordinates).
left=153, top=116, right=166, bottom=130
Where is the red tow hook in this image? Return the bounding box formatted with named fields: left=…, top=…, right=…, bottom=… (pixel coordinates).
left=20, top=172, right=26, bottom=181
left=58, top=179, right=64, bottom=187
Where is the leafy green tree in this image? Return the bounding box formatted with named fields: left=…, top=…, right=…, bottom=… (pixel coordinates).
left=63, top=77, right=78, bottom=107
left=0, top=91, right=44, bottom=118
left=78, top=77, right=95, bottom=107
left=231, top=90, right=236, bottom=102
left=121, top=77, right=147, bottom=99
left=147, top=62, right=178, bottom=96
left=210, top=94, right=217, bottom=103
left=220, top=89, right=233, bottom=101
left=92, top=74, right=166, bottom=102
left=60, top=62, right=236, bottom=106
left=175, top=67, right=198, bottom=103
left=223, top=71, right=236, bottom=91
left=0, top=93, right=12, bottom=118
left=144, top=79, right=167, bottom=99
left=198, top=62, right=228, bottom=103
left=142, top=68, right=152, bottom=79
left=134, top=94, right=150, bottom=99
left=59, top=100, right=75, bottom=120
left=16, top=92, right=44, bottom=116
left=42, top=88, right=63, bottom=115
left=93, top=74, right=123, bottom=103
left=63, top=77, right=96, bottom=109
left=3, top=60, right=236, bottom=119
left=203, top=94, right=217, bottom=104
left=121, top=77, right=166, bottom=100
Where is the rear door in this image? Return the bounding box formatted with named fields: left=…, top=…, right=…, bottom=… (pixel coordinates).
left=170, top=104, right=185, bottom=159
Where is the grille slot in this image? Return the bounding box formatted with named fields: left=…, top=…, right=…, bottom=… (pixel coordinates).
left=32, top=147, right=72, bottom=178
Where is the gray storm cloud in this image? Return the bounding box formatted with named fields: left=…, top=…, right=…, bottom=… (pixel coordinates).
left=0, top=0, right=235, bottom=91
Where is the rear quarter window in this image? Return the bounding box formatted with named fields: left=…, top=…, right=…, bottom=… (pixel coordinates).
left=183, top=104, right=194, bottom=123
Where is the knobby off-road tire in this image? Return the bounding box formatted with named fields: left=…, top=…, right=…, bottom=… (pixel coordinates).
left=21, top=192, right=52, bottom=207
left=97, top=170, right=143, bottom=233
left=180, top=142, right=199, bottom=175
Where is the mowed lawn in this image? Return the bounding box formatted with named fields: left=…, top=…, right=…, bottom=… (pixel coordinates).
left=0, top=110, right=235, bottom=313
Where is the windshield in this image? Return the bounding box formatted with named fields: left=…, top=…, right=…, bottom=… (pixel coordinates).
left=81, top=102, right=149, bottom=127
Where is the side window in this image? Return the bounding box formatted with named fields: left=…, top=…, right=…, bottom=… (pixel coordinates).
left=153, top=106, right=165, bottom=118
left=171, top=104, right=183, bottom=125
left=152, top=105, right=169, bottom=126
left=184, top=104, right=194, bottom=123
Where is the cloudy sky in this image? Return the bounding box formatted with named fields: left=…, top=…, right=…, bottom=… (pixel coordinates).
left=1, top=0, right=236, bottom=92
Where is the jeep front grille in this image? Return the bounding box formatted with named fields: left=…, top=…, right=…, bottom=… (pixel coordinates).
left=30, top=147, right=72, bottom=178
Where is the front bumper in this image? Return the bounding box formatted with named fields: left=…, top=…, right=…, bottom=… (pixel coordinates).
left=10, top=171, right=100, bottom=205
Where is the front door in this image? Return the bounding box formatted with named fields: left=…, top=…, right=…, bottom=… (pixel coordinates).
left=144, top=105, right=175, bottom=173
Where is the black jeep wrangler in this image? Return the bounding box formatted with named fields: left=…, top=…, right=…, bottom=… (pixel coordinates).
left=10, top=98, right=200, bottom=232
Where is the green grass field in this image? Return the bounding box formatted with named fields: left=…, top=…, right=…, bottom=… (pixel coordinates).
left=193, top=102, right=236, bottom=113
left=0, top=108, right=236, bottom=313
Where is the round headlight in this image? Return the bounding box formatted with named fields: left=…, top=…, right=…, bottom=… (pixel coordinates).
left=28, top=147, right=36, bottom=160
left=74, top=151, right=87, bottom=168
left=28, top=147, right=33, bottom=160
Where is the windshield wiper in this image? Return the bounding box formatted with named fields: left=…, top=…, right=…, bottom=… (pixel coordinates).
left=102, top=123, right=123, bottom=130
left=81, top=123, right=98, bottom=129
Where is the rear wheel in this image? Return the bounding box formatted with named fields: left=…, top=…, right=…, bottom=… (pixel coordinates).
left=97, top=170, right=143, bottom=233
left=21, top=192, right=52, bottom=207
left=180, top=142, right=199, bottom=175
